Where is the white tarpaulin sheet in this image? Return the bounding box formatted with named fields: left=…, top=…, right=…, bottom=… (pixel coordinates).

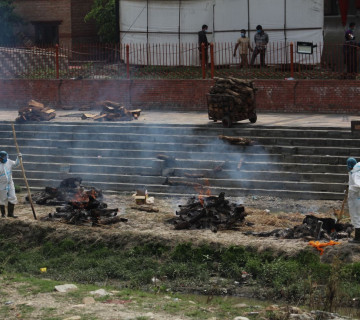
left=118, top=0, right=323, bottom=65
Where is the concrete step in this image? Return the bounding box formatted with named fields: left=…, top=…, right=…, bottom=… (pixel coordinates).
left=12, top=170, right=347, bottom=193
left=0, top=121, right=354, bottom=200
left=17, top=160, right=347, bottom=175
left=2, top=122, right=354, bottom=139
left=12, top=177, right=345, bottom=200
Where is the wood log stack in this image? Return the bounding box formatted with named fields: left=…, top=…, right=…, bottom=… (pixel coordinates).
left=31, top=177, right=125, bottom=226
left=15, top=100, right=56, bottom=123
left=167, top=192, right=247, bottom=233
left=81, top=100, right=141, bottom=122
left=208, top=77, right=255, bottom=114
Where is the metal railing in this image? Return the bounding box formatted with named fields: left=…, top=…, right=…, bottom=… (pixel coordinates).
left=0, top=42, right=356, bottom=80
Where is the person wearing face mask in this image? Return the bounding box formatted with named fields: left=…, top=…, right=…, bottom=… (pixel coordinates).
left=347, top=157, right=360, bottom=243
left=233, top=29, right=253, bottom=68
left=250, top=25, right=269, bottom=67
left=0, top=151, right=21, bottom=218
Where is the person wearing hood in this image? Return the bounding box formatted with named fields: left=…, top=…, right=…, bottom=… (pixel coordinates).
left=0, top=151, right=21, bottom=218
left=347, top=157, right=360, bottom=243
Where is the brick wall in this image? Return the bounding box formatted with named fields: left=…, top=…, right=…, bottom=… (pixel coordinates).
left=71, top=0, right=98, bottom=42
left=14, top=0, right=72, bottom=48
left=0, top=79, right=359, bottom=114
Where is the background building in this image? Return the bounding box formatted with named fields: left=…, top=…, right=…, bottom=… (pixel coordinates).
left=13, top=0, right=98, bottom=48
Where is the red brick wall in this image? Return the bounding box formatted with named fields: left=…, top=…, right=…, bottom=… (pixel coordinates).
left=14, top=0, right=72, bottom=48
left=0, top=79, right=359, bottom=114
left=71, top=0, right=98, bottom=42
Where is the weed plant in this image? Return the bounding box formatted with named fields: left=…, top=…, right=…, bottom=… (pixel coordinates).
left=0, top=235, right=360, bottom=313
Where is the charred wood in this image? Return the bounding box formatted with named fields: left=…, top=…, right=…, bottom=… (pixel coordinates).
left=218, top=135, right=254, bottom=145
left=169, top=192, right=246, bottom=232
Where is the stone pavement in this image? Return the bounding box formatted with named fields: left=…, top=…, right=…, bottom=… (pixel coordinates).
left=0, top=108, right=358, bottom=128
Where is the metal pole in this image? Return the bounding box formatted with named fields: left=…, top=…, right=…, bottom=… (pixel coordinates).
left=179, top=0, right=181, bottom=65
left=247, top=0, right=250, bottom=38
left=290, top=42, right=294, bottom=78
left=201, top=43, right=206, bottom=79
left=55, top=44, right=59, bottom=79
left=210, top=43, right=214, bottom=78
left=284, top=0, right=288, bottom=64
left=11, top=123, right=37, bottom=220
left=146, top=0, right=149, bottom=66
left=126, top=44, right=130, bottom=79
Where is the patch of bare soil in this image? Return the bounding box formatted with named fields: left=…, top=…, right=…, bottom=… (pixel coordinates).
left=0, top=277, right=192, bottom=320
left=3, top=192, right=359, bottom=262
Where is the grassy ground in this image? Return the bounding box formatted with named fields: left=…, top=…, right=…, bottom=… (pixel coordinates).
left=0, top=273, right=297, bottom=320
left=1, top=229, right=360, bottom=318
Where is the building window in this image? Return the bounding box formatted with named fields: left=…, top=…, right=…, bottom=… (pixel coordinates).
left=32, top=21, right=60, bottom=46
left=324, top=0, right=339, bottom=16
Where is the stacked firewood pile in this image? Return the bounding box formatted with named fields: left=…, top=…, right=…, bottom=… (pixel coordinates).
left=208, top=77, right=255, bottom=112
left=31, top=177, right=125, bottom=226
left=245, top=214, right=353, bottom=240
left=81, top=100, right=141, bottom=121
left=15, top=100, right=56, bottom=123
left=167, top=192, right=247, bottom=233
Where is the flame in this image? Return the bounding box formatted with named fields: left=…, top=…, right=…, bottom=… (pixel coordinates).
left=194, top=179, right=211, bottom=207
left=71, top=190, right=89, bottom=208
left=70, top=188, right=99, bottom=208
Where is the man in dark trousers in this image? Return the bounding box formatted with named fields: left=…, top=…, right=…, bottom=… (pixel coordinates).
left=198, top=24, right=209, bottom=67
left=250, top=25, right=269, bottom=67
left=343, top=22, right=358, bottom=76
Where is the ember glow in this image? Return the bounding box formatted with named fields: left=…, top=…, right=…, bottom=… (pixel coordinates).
left=71, top=188, right=99, bottom=208
left=194, top=179, right=211, bottom=207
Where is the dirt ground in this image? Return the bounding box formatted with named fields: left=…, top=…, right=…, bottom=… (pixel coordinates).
left=8, top=191, right=360, bottom=262
left=2, top=192, right=360, bottom=320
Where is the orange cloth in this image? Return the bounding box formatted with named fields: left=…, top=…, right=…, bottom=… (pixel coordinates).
left=308, top=240, right=340, bottom=255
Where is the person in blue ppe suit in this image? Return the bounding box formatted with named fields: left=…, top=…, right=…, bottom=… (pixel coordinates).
left=0, top=151, right=21, bottom=218
left=347, top=157, right=360, bottom=243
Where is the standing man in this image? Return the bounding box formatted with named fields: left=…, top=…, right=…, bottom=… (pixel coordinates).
left=233, top=29, right=253, bottom=68
left=198, top=24, right=209, bottom=67
left=250, top=25, right=269, bottom=67
left=347, top=157, right=360, bottom=243
left=0, top=151, right=21, bottom=218
left=343, top=22, right=358, bottom=76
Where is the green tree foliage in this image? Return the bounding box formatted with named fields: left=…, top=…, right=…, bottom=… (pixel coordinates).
left=85, top=0, right=117, bottom=43
left=0, top=0, right=22, bottom=44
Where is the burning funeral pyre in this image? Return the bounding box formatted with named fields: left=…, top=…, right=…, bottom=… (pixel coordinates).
left=16, top=100, right=56, bottom=122
left=168, top=192, right=247, bottom=233
left=30, top=178, right=125, bottom=226
left=81, top=100, right=141, bottom=121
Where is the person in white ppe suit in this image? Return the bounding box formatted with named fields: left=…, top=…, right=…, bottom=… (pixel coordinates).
left=347, top=157, right=360, bottom=243
left=0, top=151, right=21, bottom=218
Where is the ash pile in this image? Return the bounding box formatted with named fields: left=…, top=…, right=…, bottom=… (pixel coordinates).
left=246, top=215, right=353, bottom=241
left=209, top=77, right=256, bottom=110
left=81, top=100, right=141, bottom=121
left=167, top=192, right=247, bottom=233
left=16, top=100, right=56, bottom=122
left=30, top=177, right=125, bottom=226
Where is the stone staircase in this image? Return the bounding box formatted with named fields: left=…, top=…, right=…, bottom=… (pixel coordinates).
left=0, top=121, right=357, bottom=200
